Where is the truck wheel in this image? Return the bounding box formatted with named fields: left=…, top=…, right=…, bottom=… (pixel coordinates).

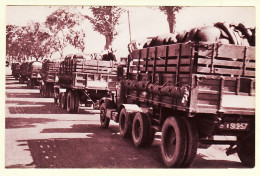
left=100, top=103, right=110, bottom=128
left=45, top=85, right=51, bottom=98
left=30, top=80, right=35, bottom=89
left=19, top=77, right=24, bottom=84
left=66, top=91, right=75, bottom=113
left=61, top=93, right=67, bottom=109
left=132, top=112, right=149, bottom=147
left=119, top=108, right=132, bottom=138
left=237, top=135, right=255, bottom=167
left=180, top=117, right=198, bottom=167
left=161, top=116, right=187, bottom=167
left=54, top=97, right=58, bottom=104
left=74, top=92, right=80, bottom=113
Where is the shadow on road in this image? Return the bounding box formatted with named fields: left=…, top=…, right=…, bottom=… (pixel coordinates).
left=6, top=92, right=42, bottom=98
left=6, top=118, right=57, bottom=129
left=16, top=124, right=164, bottom=168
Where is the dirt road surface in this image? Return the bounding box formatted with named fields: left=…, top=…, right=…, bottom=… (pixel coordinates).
left=5, top=66, right=245, bottom=169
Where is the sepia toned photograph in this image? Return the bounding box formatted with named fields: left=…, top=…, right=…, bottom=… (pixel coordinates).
left=4, top=2, right=256, bottom=172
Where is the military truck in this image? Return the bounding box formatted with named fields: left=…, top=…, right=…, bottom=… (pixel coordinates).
left=25, top=61, right=42, bottom=88
left=11, top=63, right=20, bottom=80
left=19, top=62, right=30, bottom=84
left=39, top=60, right=60, bottom=98
left=53, top=54, right=117, bottom=113
left=99, top=41, right=255, bottom=168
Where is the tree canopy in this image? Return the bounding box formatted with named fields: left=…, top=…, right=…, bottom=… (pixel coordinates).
left=85, top=6, right=125, bottom=50
left=158, top=6, right=183, bottom=33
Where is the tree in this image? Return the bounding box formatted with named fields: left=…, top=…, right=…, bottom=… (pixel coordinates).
left=24, top=21, right=51, bottom=61
left=85, top=6, right=125, bottom=50
left=158, top=6, right=183, bottom=33
left=45, top=7, right=86, bottom=58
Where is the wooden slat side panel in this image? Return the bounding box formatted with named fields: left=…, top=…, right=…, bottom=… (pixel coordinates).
left=168, top=44, right=180, bottom=57
left=140, top=48, right=147, bottom=58
left=148, top=47, right=156, bottom=58
left=131, top=50, right=140, bottom=59
left=157, top=45, right=167, bottom=57
left=181, top=43, right=193, bottom=56
left=216, top=44, right=245, bottom=59
left=246, top=47, right=255, bottom=60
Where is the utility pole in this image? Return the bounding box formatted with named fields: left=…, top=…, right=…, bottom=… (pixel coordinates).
left=127, top=9, right=132, bottom=43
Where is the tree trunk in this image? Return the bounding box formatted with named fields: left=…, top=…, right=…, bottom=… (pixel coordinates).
left=167, top=13, right=175, bottom=33
left=105, top=35, right=113, bottom=50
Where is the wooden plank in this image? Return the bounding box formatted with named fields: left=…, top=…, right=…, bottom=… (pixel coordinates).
left=216, top=44, right=245, bottom=59
left=179, top=77, right=189, bottom=83
left=179, top=66, right=190, bottom=72
left=246, top=47, right=255, bottom=60
left=198, top=93, right=219, bottom=100
left=167, top=59, right=178, bottom=65
left=198, top=85, right=219, bottom=91
left=181, top=43, right=193, bottom=56
left=167, top=66, right=177, bottom=72
left=244, top=70, right=255, bottom=77
left=140, top=48, right=147, bottom=58
left=157, top=45, right=167, bottom=57
left=168, top=44, right=180, bottom=57
left=199, top=78, right=220, bottom=86
left=148, top=47, right=156, bottom=58
left=197, top=99, right=219, bottom=106
left=198, top=58, right=243, bottom=67
left=245, top=62, right=255, bottom=69
left=214, top=68, right=242, bottom=75
left=180, top=58, right=191, bottom=65
left=179, top=73, right=190, bottom=78
left=131, top=50, right=140, bottom=59
left=197, top=66, right=211, bottom=73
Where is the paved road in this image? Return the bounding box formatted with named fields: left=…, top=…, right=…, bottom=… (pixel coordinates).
left=5, top=66, right=244, bottom=168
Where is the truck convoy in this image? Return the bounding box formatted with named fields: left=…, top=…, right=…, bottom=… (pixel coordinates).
left=11, top=22, right=255, bottom=168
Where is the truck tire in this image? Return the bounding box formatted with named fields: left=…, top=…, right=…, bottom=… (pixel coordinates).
left=132, top=112, right=149, bottom=147
left=66, top=91, right=75, bottom=113
left=181, top=117, right=198, bottom=167
left=27, top=80, right=30, bottom=88
left=74, top=92, right=80, bottom=113
left=161, top=116, right=187, bottom=167
left=45, top=85, right=51, bottom=98
left=100, top=103, right=110, bottom=128
left=30, top=80, right=35, bottom=89
left=19, top=77, right=24, bottom=84
left=61, top=92, right=67, bottom=109
left=119, top=108, right=132, bottom=138
left=237, top=134, right=255, bottom=168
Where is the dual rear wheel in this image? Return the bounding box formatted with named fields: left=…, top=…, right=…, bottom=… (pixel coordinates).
left=66, top=91, right=80, bottom=113
left=160, top=116, right=198, bottom=168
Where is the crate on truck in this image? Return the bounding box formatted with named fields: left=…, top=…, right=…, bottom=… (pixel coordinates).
left=99, top=41, right=255, bottom=168
left=11, top=63, right=20, bottom=80
left=40, top=60, right=60, bottom=98
left=54, top=54, right=118, bottom=113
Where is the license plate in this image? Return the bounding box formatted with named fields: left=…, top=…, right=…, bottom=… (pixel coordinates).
left=219, top=122, right=250, bottom=131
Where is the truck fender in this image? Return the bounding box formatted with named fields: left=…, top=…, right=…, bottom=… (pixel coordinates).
left=118, top=104, right=149, bottom=124
left=99, top=98, right=116, bottom=109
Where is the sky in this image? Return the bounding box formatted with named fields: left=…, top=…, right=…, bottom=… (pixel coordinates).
left=6, top=6, right=255, bottom=59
